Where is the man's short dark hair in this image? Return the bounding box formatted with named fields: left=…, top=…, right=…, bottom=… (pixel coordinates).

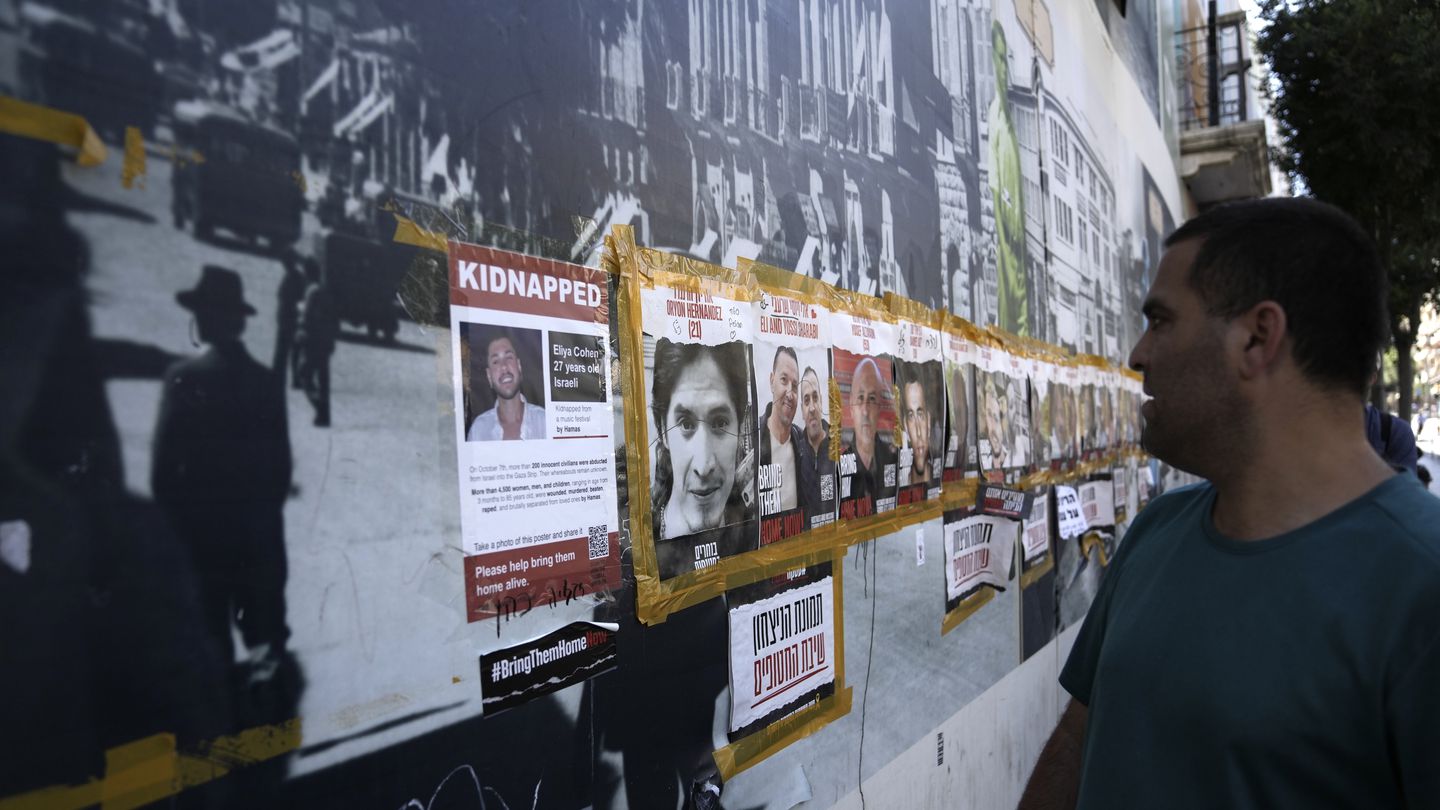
left=900, top=364, right=927, bottom=403
left=1164, top=197, right=1386, bottom=397
left=772, top=345, right=798, bottom=371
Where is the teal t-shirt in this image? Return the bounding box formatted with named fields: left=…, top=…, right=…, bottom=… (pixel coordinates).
left=1061, top=474, right=1440, bottom=809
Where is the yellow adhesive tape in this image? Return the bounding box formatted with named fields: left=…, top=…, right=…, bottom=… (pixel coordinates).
left=121, top=126, right=145, bottom=189
left=0, top=719, right=301, bottom=810
left=941, top=586, right=996, bottom=635
left=0, top=95, right=107, bottom=166
left=391, top=215, right=448, bottom=252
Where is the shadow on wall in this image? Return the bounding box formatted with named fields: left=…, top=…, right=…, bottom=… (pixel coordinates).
left=0, top=131, right=302, bottom=802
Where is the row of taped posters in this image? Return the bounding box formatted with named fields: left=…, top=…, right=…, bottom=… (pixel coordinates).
left=443, top=225, right=1155, bottom=779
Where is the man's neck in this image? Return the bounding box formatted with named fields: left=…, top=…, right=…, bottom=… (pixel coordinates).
left=496, top=395, right=526, bottom=423
left=857, top=441, right=875, bottom=470
left=1209, top=398, right=1392, bottom=540
left=808, top=431, right=824, bottom=454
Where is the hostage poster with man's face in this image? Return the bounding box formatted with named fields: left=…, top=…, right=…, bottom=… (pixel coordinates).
left=640, top=276, right=759, bottom=581
left=748, top=267, right=837, bottom=545
left=830, top=295, right=899, bottom=523
left=889, top=296, right=944, bottom=509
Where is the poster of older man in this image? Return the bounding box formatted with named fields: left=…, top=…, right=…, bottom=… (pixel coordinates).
left=829, top=301, right=900, bottom=521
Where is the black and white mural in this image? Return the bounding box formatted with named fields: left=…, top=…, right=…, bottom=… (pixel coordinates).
left=0, top=0, right=1177, bottom=807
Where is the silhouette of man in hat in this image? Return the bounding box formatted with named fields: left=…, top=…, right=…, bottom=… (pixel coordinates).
left=152, top=265, right=295, bottom=728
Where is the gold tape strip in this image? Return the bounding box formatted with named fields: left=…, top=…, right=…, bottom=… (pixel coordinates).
left=1080, top=531, right=1111, bottom=568
left=0, top=720, right=302, bottom=810
left=391, top=215, right=448, bottom=252
left=891, top=383, right=903, bottom=445
left=0, top=95, right=107, bottom=167
left=827, top=376, right=843, bottom=462
left=714, top=688, right=854, bottom=780
left=121, top=126, right=145, bottom=189
left=941, top=587, right=996, bottom=635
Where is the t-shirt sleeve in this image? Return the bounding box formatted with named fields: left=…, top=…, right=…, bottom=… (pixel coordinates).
left=1387, top=625, right=1440, bottom=804
left=1058, top=489, right=1176, bottom=705
left=1058, top=554, right=1118, bottom=706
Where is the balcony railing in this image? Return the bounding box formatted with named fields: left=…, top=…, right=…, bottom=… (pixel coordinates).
left=1175, top=12, right=1253, bottom=132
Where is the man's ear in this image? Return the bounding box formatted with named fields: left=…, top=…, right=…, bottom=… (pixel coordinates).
left=1234, top=300, right=1288, bottom=379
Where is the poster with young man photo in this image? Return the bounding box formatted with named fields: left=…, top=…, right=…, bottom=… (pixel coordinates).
left=640, top=282, right=759, bottom=580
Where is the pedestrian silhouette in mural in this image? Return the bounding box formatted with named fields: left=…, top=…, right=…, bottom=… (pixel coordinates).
left=1, top=134, right=226, bottom=799
left=297, top=259, right=339, bottom=427
left=152, top=266, right=300, bottom=741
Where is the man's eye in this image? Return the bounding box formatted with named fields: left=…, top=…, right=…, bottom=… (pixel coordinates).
left=710, top=416, right=731, bottom=433
left=676, top=416, right=697, bottom=432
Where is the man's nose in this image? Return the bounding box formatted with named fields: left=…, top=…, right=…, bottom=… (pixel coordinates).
left=692, top=431, right=720, bottom=478
left=1128, top=333, right=1148, bottom=373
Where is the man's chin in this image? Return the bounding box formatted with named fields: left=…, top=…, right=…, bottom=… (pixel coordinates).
left=683, top=503, right=726, bottom=532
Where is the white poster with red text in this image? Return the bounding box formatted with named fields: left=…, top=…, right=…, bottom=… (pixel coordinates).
left=448, top=241, right=620, bottom=621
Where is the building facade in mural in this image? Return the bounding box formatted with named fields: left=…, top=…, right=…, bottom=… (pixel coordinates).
left=0, top=0, right=1181, bottom=806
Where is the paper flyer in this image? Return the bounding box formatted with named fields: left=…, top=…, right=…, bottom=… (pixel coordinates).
left=448, top=241, right=621, bottom=621
left=479, top=621, right=619, bottom=716
left=1055, top=485, right=1088, bottom=539
left=893, top=310, right=944, bottom=507
left=640, top=283, right=759, bottom=578
left=831, top=305, right=899, bottom=521
left=1021, top=488, right=1051, bottom=567
left=942, top=512, right=1018, bottom=603
left=753, top=288, right=836, bottom=542
left=726, top=565, right=837, bottom=737
left=942, top=325, right=979, bottom=485
left=1079, top=478, right=1117, bottom=529
left=976, top=344, right=1031, bottom=481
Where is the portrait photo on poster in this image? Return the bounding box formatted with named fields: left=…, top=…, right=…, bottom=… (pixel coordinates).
left=945, top=360, right=976, bottom=478
left=834, top=349, right=898, bottom=520
left=896, top=357, right=944, bottom=503
left=978, top=367, right=1030, bottom=478
left=754, top=342, right=837, bottom=542
left=644, top=334, right=759, bottom=578
left=461, top=323, right=547, bottom=442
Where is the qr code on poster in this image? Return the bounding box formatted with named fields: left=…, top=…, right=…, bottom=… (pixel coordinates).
left=588, top=525, right=609, bottom=560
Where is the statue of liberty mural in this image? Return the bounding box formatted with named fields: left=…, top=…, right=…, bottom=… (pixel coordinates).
left=987, top=21, right=1029, bottom=336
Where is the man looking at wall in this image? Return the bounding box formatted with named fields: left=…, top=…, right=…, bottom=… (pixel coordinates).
left=1019, top=198, right=1440, bottom=809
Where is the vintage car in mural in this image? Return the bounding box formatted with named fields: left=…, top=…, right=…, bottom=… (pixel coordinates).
left=15, top=1, right=160, bottom=139
left=308, top=188, right=454, bottom=342
left=170, top=100, right=303, bottom=249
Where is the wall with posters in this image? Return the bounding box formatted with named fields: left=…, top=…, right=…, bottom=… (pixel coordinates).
left=0, top=0, right=1185, bottom=808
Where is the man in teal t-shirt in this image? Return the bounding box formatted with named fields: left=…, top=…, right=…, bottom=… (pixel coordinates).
left=1020, top=198, right=1440, bottom=809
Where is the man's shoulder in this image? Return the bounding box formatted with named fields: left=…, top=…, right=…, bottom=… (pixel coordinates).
left=1360, top=476, right=1440, bottom=568
left=1123, top=482, right=1212, bottom=544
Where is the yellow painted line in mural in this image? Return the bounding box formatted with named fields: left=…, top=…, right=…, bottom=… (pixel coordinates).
left=0, top=96, right=107, bottom=167
left=391, top=215, right=449, bottom=252
left=121, top=127, right=146, bottom=189
left=0, top=720, right=301, bottom=810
